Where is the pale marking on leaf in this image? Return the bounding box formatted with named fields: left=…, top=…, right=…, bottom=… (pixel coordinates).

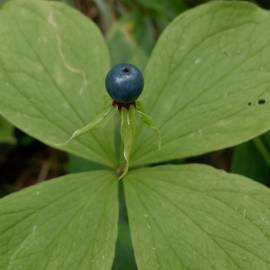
left=61, top=103, right=70, bottom=110
left=194, top=58, right=201, bottom=65
left=47, top=11, right=88, bottom=96
left=259, top=215, right=270, bottom=226
left=127, top=113, right=131, bottom=126
left=7, top=225, right=37, bottom=270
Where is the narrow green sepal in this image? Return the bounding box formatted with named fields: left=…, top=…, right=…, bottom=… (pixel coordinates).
left=119, top=106, right=137, bottom=179
left=136, top=101, right=162, bottom=150
left=55, top=105, right=116, bottom=146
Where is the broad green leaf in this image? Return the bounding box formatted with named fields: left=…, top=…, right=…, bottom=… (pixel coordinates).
left=0, top=170, right=118, bottom=270
left=231, top=132, right=270, bottom=185
left=0, top=0, right=115, bottom=167
left=0, top=116, right=15, bottom=144
left=124, top=164, right=270, bottom=270
left=131, top=1, right=270, bottom=166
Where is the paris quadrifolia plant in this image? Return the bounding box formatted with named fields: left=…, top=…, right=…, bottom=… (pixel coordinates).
left=0, top=1, right=270, bottom=270
left=57, top=63, right=161, bottom=179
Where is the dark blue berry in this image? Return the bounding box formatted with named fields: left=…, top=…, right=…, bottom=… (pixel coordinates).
left=105, top=63, right=144, bottom=104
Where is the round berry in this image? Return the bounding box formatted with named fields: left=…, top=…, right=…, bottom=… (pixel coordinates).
left=105, top=63, right=144, bottom=103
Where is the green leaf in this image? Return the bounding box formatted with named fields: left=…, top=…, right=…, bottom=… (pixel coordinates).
left=231, top=133, right=270, bottom=185
left=131, top=1, right=270, bottom=166
left=0, top=0, right=115, bottom=167
left=113, top=11, right=155, bottom=56
left=106, top=21, right=148, bottom=70
left=136, top=101, right=161, bottom=150
left=0, top=170, right=118, bottom=270
left=124, top=164, right=270, bottom=270
left=56, top=105, right=116, bottom=147
left=0, top=116, right=15, bottom=144
left=0, top=0, right=7, bottom=5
